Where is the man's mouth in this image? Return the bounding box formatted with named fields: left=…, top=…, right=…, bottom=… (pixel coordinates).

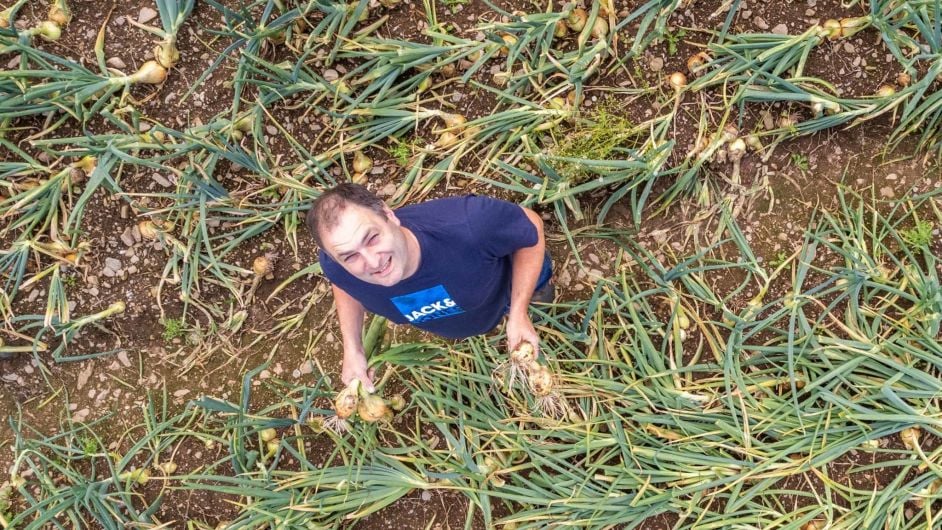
left=373, top=256, right=392, bottom=276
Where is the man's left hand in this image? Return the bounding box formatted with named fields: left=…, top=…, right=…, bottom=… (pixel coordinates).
left=506, top=313, right=539, bottom=355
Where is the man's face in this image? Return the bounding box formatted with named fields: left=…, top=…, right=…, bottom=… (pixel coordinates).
left=320, top=203, right=412, bottom=287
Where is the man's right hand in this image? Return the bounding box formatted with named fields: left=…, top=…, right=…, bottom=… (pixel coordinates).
left=341, top=348, right=375, bottom=392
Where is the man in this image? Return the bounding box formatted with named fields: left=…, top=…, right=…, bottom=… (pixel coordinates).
left=306, top=183, right=553, bottom=391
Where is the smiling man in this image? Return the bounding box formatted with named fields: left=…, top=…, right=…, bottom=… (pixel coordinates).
left=306, top=183, right=553, bottom=391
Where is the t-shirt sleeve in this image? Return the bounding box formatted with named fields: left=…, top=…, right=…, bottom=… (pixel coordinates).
left=464, top=195, right=538, bottom=258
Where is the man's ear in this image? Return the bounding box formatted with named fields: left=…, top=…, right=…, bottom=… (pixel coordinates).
left=382, top=205, right=400, bottom=226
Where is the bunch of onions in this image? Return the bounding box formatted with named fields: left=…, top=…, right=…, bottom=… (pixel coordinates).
left=433, top=113, right=468, bottom=149
left=497, top=340, right=539, bottom=387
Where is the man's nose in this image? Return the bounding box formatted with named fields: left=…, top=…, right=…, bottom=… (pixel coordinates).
left=364, top=249, right=382, bottom=269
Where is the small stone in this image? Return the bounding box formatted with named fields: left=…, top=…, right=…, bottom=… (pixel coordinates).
left=7, top=55, right=21, bottom=69
left=370, top=165, right=385, bottom=175
left=114, top=16, right=125, bottom=26
left=127, top=265, right=137, bottom=274
left=843, top=42, right=856, bottom=54
left=72, top=408, right=90, bottom=423
left=87, top=287, right=99, bottom=296
left=131, top=224, right=142, bottom=242
left=323, top=69, right=339, bottom=82
left=173, top=389, right=190, bottom=398
left=421, top=491, right=432, bottom=501
left=771, top=24, right=789, bottom=35
left=138, top=7, right=158, bottom=24
left=379, top=182, right=397, bottom=196
left=753, top=16, right=769, bottom=30
left=117, top=350, right=132, bottom=368
left=152, top=174, right=172, bottom=187
left=120, top=227, right=136, bottom=247
left=77, top=363, right=94, bottom=390
left=880, top=186, right=895, bottom=198
left=649, top=56, right=664, bottom=72
left=120, top=204, right=129, bottom=219
left=259, top=370, right=271, bottom=380
left=299, top=360, right=315, bottom=375
left=106, top=57, right=127, bottom=70
left=105, top=257, right=122, bottom=271
left=265, top=125, right=278, bottom=135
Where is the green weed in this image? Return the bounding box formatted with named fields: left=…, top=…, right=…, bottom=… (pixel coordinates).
left=551, top=98, right=639, bottom=183
left=790, top=153, right=809, bottom=173
left=900, top=219, right=934, bottom=250
left=664, top=28, right=687, bottom=56
left=161, top=318, right=186, bottom=342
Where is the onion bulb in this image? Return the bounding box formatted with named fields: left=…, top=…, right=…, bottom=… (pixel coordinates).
left=441, top=113, right=467, bottom=130
left=875, top=84, right=896, bottom=97
left=554, top=21, right=568, bottom=38
left=154, top=42, right=180, bottom=68
left=357, top=393, right=391, bottom=423
left=802, top=521, right=825, bottom=530
left=510, top=341, right=537, bottom=366
left=128, top=60, right=168, bottom=85
left=821, top=19, right=842, bottom=40
left=157, top=461, right=178, bottom=474
left=591, top=17, right=609, bottom=40
left=900, top=426, right=921, bottom=451
left=439, top=62, right=457, bottom=78
left=686, top=51, right=711, bottom=75
left=567, top=8, right=587, bottom=32
left=388, top=393, right=406, bottom=411
left=727, top=138, right=747, bottom=162
left=48, top=1, right=71, bottom=26
left=436, top=131, right=459, bottom=149
left=527, top=362, right=554, bottom=397
left=252, top=254, right=274, bottom=277
left=0, top=7, right=11, bottom=28
left=259, top=428, right=278, bottom=442
left=499, top=33, right=517, bottom=56
left=667, top=71, right=687, bottom=91
left=897, top=72, right=912, bottom=86
left=36, top=20, right=62, bottom=41
left=120, top=468, right=151, bottom=485
left=353, top=150, right=373, bottom=174
left=138, top=220, right=161, bottom=240
left=334, top=380, right=360, bottom=420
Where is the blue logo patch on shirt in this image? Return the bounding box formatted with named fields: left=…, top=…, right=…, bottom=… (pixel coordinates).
left=391, top=285, right=464, bottom=324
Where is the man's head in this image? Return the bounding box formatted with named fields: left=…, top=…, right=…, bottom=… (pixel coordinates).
left=306, top=183, right=416, bottom=286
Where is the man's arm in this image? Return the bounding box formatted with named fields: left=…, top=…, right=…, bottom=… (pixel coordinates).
left=506, top=207, right=545, bottom=353
left=332, top=283, right=375, bottom=391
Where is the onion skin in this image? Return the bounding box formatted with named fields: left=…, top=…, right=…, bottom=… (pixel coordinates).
left=357, top=394, right=391, bottom=422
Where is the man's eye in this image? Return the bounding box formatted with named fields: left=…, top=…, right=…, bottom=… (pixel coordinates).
left=344, top=254, right=357, bottom=263
left=368, top=235, right=378, bottom=245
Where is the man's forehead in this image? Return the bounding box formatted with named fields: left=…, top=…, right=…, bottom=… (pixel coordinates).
left=323, top=204, right=383, bottom=249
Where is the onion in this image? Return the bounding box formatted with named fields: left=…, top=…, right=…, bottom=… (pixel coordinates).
left=0, top=7, right=11, bottom=28
left=353, top=150, right=373, bottom=174
left=744, top=134, right=763, bottom=151
left=48, top=2, right=71, bottom=26
left=252, top=254, right=274, bottom=277
left=667, top=71, right=687, bottom=91
left=436, top=131, right=459, bottom=149
left=259, top=428, right=278, bottom=442
left=821, top=19, right=842, bottom=40
left=120, top=468, right=151, bottom=485
left=439, top=62, right=457, bottom=78
left=875, top=84, right=896, bottom=97
left=499, top=33, right=517, bottom=56
left=527, top=362, right=554, bottom=397
left=154, top=42, right=180, bottom=68
left=265, top=440, right=280, bottom=453
left=37, top=20, right=62, bottom=41
left=590, top=17, right=609, bottom=40
left=128, top=60, right=168, bottom=85
left=334, top=380, right=360, bottom=419
left=777, top=113, right=797, bottom=129
left=157, top=462, right=178, bottom=474
left=900, top=426, right=921, bottom=451
left=417, top=76, right=432, bottom=94
left=802, top=521, right=825, bottom=530
left=839, top=16, right=868, bottom=37
left=139, top=220, right=160, bottom=240
left=554, top=21, right=568, bottom=38
left=727, top=138, right=746, bottom=162
left=358, top=393, right=391, bottom=422
left=510, top=341, right=537, bottom=365
left=897, top=72, right=912, bottom=86
left=686, top=52, right=711, bottom=75
left=441, top=113, right=467, bottom=130
left=388, top=394, right=406, bottom=411
left=566, top=8, right=587, bottom=32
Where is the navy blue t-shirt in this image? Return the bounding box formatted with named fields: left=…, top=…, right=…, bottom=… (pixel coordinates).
left=319, top=195, right=537, bottom=339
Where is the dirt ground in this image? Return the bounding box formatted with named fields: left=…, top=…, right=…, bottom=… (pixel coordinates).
left=1, top=0, right=941, bottom=528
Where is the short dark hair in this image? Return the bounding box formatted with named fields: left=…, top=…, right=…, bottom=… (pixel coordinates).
left=306, top=183, right=387, bottom=249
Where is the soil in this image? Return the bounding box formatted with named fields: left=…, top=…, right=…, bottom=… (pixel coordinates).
left=1, top=0, right=941, bottom=528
